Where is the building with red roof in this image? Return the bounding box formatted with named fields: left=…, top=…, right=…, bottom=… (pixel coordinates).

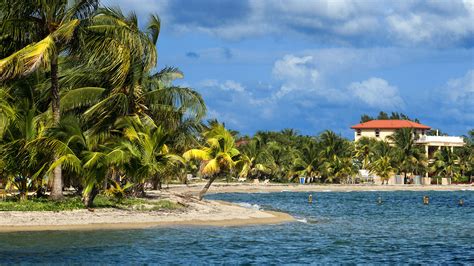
left=350, top=120, right=430, bottom=141
left=350, top=119, right=465, bottom=185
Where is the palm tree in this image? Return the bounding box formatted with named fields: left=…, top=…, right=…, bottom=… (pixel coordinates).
left=318, top=130, right=355, bottom=183
left=236, top=137, right=271, bottom=180
left=183, top=123, right=240, bottom=200
left=354, top=137, right=375, bottom=170
left=116, top=115, right=183, bottom=196
left=37, top=115, right=117, bottom=207
left=61, top=9, right=205, bottom=139
left=0, top=104, right=50, bottom=200
left=266, top=141, right=298, bottom=182
left=291, top=139, right=321, bottom=182
left=430, top=147, right=460, bottom=183
left=457, top=131, right=474, bottom=182
left=368, top=156, right=394, bottom=185
left=388, top=128, right=426, bottom=183
left=0, top=0, right=100, bottom=200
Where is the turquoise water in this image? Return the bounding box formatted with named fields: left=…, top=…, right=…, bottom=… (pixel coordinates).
left=0, top=191, right=473, bottom=264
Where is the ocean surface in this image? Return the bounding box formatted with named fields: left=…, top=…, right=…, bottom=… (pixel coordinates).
left=0, top=191, right=473, bottom=264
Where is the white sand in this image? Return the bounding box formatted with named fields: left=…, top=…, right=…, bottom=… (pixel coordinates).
left=0, top=191, right=293, bottom=232
left=1, top=183, right=471, bottom=232
left=165, top=182, right=474, bottom=195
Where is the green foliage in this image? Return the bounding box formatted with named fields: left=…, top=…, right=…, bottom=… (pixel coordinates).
left=0, top=195, right=180, bottom=211
left=0, top=1, right=472, bottom=210
left=360, top=111, right=420, bottom=123
left=0, top=197, right=95, bottom=211
left=104, top=180, right=134, bottom=202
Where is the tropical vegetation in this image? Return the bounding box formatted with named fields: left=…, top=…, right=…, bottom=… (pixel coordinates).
left=0, top=1, right=472, bottom=209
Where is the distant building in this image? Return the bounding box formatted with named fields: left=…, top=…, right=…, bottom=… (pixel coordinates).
left=350, top=120, right=430, bottom=142
left=350, top=120, right=465, bottom=151
left=350, top=119, right=465, bottom=184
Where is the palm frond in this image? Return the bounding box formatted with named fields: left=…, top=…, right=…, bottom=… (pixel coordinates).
left=202, top=159, right=220, bottom=175
left=147, top=14, right=161, bottom=45
left=60, top=87, right=105, bottom=112
left=0, top=35, right=56, bottom=81
left=183, top=149, right=210, bottom=161
left=65, top=0, right=99, bottom=20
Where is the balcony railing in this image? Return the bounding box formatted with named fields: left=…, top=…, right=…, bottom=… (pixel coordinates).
left=416, top=135, right=465, bottom=145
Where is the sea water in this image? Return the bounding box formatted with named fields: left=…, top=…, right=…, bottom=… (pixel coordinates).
left=0, top=191, right=473, bottom=264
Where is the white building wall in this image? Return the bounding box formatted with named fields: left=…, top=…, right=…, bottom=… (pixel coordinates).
left=354, top=129, right=427, bottom=142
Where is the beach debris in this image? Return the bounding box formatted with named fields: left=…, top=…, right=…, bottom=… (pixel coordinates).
left=423, top=196, right=430, bottom=205
left=308, top=194, right=313, bottom=204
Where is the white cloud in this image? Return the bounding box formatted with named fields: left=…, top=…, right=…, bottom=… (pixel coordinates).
left=132, top=0, right=474, bottom=47
left=348, top=77, right=405, bottom=109
left=221, top=80, right=245, bottom=92
left=426, top=70, right=474, bottom=129
left=443, top=69, right=474, bottom=104
left=271, top=55, right=337, bottom=100
left=199, top=79, right=245, bottom=92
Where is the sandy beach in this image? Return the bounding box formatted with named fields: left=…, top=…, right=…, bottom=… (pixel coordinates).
left=0, top=190, right=294, bottom=232
left=1, top=183, right=472, bottom=232
left=166, top=182, right=474, bottom=195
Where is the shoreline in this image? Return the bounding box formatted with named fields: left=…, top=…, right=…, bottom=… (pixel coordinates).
left=0, top=210, right=293, bottom=233
left=1, top=183, right=472, bottom=233
left=0, top=195, right=295, bottom=233
left=165, top=183, right=474, bottom=195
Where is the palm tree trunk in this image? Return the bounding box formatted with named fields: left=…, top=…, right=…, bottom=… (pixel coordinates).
left=152, top=175, right=162, bottom=190
left=49, top=54, right=63, bottom=201
left=82, top=185, right=99, bottom=208
left=198, top=175, right=217, bottom=200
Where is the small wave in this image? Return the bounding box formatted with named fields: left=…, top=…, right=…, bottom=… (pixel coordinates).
left=296, top=218, right=308, bottom=223
left=236, top=202, right=262, bottom=210
left=322, top=190, right=332, bottom=192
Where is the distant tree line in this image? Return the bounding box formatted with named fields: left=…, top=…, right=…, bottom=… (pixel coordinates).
left=360, top=111, right=420, bottom=123
left=0, top=1, right=472, bottom=208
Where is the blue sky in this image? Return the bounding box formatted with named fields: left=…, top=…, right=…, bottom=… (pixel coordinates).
left=106, top=0, right=474, bottom=138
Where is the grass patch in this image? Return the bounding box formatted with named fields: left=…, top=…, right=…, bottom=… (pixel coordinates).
left=0, top=197, right=85, bottom=211
left=0, top=195, right=182, bottom=212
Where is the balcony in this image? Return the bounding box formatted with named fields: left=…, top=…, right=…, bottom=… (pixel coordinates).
left=416, top=136, right=465, bottom=146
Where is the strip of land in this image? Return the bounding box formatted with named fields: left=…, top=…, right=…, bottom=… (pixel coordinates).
left=0, top=191, right=294, bottom=232
left=166, top=182, right=474, bottom=195
left=1, top=183, right=472, bottom=232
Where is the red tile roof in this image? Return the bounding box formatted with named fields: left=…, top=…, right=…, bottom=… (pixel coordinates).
left=351, top=120, right=431, bottom=130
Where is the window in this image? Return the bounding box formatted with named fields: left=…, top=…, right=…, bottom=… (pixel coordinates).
left=375, top=129, right=380, bottom=138
left=422, top=130, right=425, bottom=135
left=357, top=129, right=361, bottom=136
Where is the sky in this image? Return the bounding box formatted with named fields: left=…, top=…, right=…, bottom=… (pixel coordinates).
left=106, top=0, right=474, bottom=138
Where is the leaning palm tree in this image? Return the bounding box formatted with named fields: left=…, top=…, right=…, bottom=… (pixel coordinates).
left=0, top=0, right=100, bottom=200
left=183, top=123, right=240, bottom=200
